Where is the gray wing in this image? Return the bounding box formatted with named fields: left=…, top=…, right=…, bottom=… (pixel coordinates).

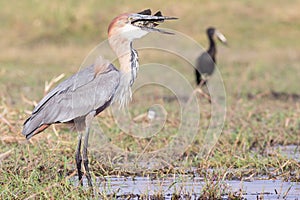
left=23, top=64, right=120, bottom=138
left=33, top=65, right=97, bottom=114
left=196, top=52, right=215, bottom=76
left=40, top=66, right=120, bottom=123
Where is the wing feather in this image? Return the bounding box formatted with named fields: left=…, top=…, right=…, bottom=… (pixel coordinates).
left=33, top=65, right=95, bottom=114
left=23, top=63, right=120, bottom=138
left=196, top=52, right=215, bottom=75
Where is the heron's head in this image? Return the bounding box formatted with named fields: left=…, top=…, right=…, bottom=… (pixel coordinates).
left=207, top=27, right=228, bottom=45
left=108, top=9, right=177, bottom=41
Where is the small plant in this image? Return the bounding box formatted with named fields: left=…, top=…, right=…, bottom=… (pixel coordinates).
left=199, top=170, right=244, bottom=200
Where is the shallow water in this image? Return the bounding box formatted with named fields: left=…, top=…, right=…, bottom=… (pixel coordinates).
left=77, top=176, right=300, bottom=199
left=272, top=145, right=300, bottom=161
left=75, top=145, right=300, bottom=199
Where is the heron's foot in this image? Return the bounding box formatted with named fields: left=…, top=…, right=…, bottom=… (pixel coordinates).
left=83, top=158, right=93, bottom=187
left=75, top=154, right=83, bottom=186
left=83, top=121, right=93, bottom=188
left=75, top=133, right=83, bottom=186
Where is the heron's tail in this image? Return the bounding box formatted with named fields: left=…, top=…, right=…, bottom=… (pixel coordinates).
left=22, top=114, right=49, bottom=139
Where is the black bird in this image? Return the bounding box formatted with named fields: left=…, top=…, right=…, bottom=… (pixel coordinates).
left=195, top=27, right=227, bottom=86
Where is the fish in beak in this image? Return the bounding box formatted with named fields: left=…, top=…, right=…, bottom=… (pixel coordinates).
left=130, top=9, right=178, bottom=34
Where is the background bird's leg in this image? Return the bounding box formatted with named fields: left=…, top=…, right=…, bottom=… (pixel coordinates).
left=195, top=69, right=201, bottom=85
left=199, top=78, right=206, bottom=88
left=83, top=111, right=95, bottom=187
left=194, top=86, right=211, bottom=103
left=75, top=132, right=83, bottom=186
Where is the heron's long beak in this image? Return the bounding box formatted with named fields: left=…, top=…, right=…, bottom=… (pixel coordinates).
left=131, top=11, right=178, bottom=34
left=215, top=30, right=228, bottom=46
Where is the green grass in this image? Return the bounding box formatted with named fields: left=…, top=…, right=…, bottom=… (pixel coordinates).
left=1, top=0, right=300, bottom=198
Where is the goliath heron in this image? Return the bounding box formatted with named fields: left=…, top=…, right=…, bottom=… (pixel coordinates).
left=195, top=27, right=227, bottom=86
left=22, top=9, right=177, bottom=187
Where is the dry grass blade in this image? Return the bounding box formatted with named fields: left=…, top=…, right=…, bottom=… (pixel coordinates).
left=0, top=149, right=13, bottom=162
left=0, top=114, right=17, bottom=133
left=282, top=185, right=292, bottom=199
left=21, top=94, right=37, bottom=107
left=0, top=136, right=26, bottom=144
left=44, top=73, right=65, bottom=94
left=133, top=113, right=147, bottom=122
left=24, top=183, right=60, bottom=200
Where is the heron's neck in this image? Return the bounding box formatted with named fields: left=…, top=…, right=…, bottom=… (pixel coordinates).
left=110, top=37, right=139, bottom=82
left=117, top=42, right=138, bottom=86
left=109, top=37, right=139, bottom=107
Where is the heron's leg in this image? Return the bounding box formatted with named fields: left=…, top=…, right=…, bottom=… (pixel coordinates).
left=83, top=127, right=93, bottom=187
left=75, top=132, right=83, bottom=186
left=83, top=111, right=95, bottom=187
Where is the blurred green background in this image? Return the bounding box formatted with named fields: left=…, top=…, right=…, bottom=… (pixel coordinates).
left=1, top=0, right=300, bottom=108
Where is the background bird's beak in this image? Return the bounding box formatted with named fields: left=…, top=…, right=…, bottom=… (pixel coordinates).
left=131, top=11, right=178, bottom=34
left=215, top=30, right=228, bottom=46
